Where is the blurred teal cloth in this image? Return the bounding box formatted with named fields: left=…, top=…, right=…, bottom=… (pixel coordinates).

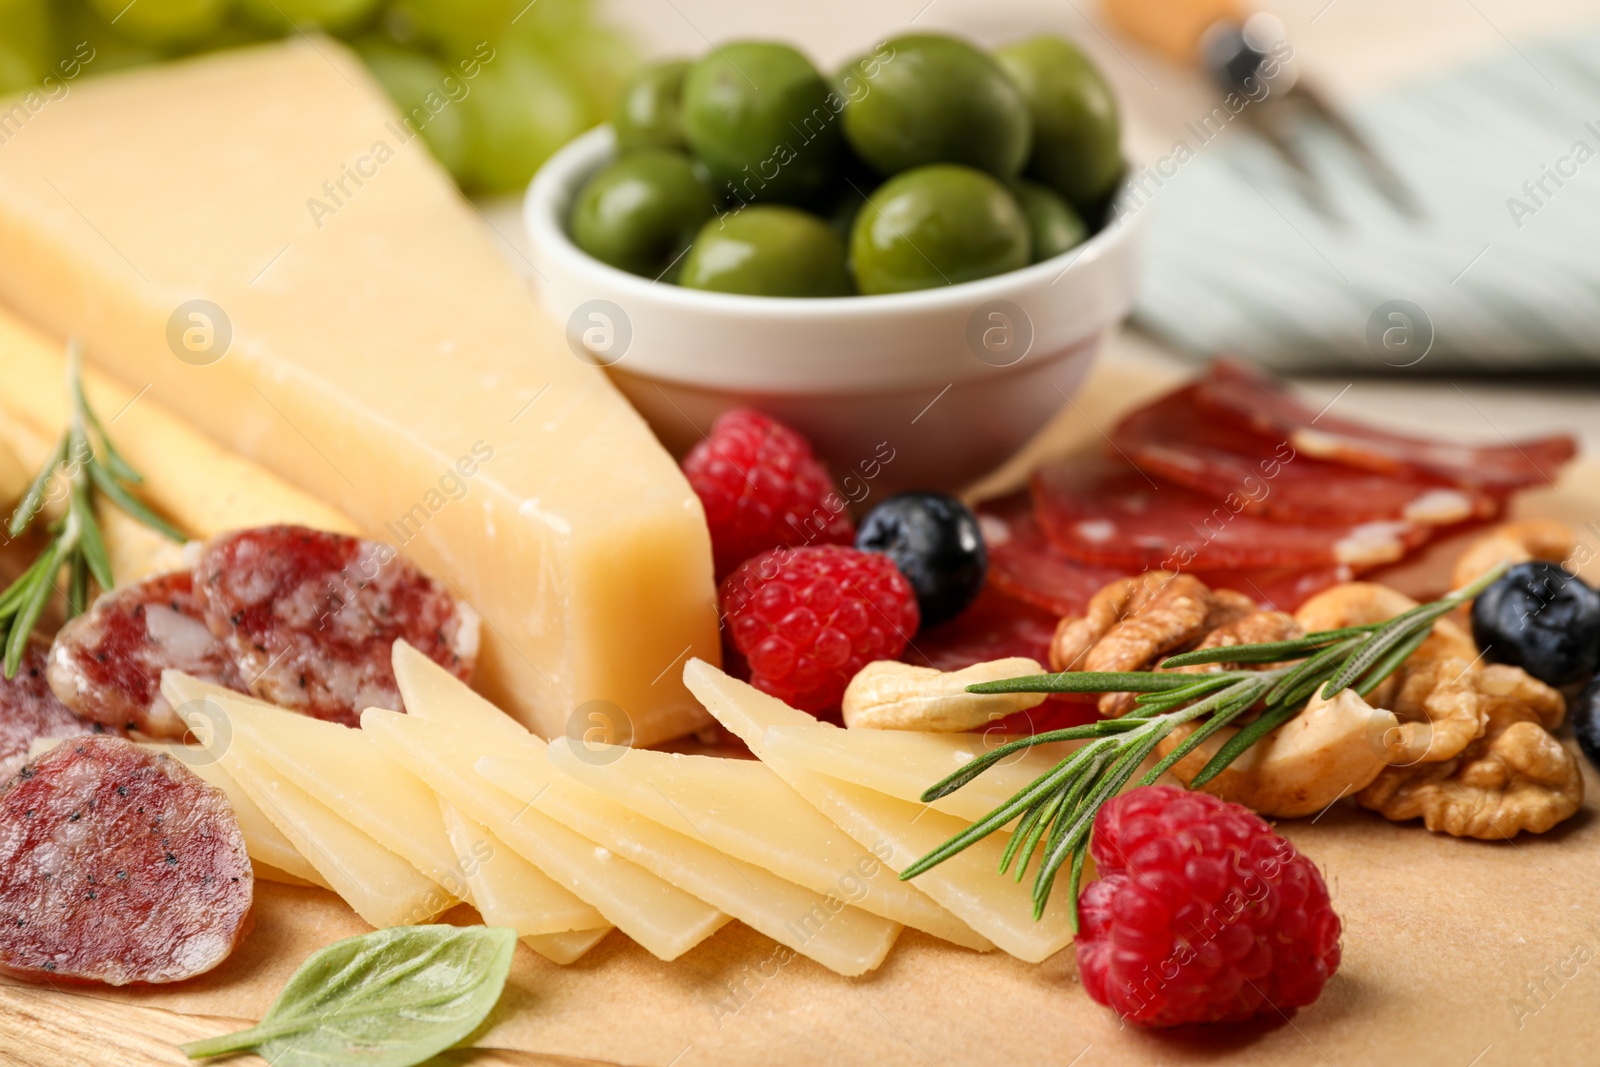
left=1132, top=28, right=1600, bottom=373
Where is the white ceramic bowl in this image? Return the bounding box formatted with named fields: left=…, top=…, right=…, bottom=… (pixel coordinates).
left=525, top=126, right=1144, bottom=491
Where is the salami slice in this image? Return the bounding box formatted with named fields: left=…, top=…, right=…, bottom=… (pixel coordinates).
left=48, top=572, right=248, bottom=739
left=0, top=736, right=252, bottom=985
left=978, top=496, right=1129, bottom=617
left=1032, top=454, right=1432, bottom=571
left=1112, top=385, right=1497, bottom=526
left=1, top=638, right=126, bottom=780
left=902, top=585, right=1061, bottom=673
left=192, top=527, right=479, bottom=726
left=1194, top=359, right=1576, bottom=493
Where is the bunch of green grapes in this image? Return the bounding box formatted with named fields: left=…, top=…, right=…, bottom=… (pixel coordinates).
left=2, top=0, right=634, bottom=195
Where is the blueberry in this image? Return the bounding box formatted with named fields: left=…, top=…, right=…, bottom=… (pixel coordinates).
left=1471, top=561, right=1600, bottom=687
left=856, top=492, right=987, bottom=627
left=1575, top=677, right=1600, bottom=771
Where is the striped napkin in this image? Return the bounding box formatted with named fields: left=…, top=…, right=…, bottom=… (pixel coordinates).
left=1131, top=28, right=1600, bottom=373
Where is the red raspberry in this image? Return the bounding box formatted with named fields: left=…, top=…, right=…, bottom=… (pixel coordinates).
left=1075, top=786, right=1341, bottom=1027
left=721, top=546, right=919, bottom=713
left=682, top=408, right=855, bottom=577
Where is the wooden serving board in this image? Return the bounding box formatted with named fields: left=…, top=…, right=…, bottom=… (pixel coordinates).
left=5, top=363, right=1598, bottom=1067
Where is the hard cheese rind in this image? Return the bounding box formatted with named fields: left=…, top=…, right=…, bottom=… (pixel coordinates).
left=480, top=754, right=902, bottom=978
left=545, top=738, right=991, bottom=951
left=0, top=40, right=719, bottom=745
left=683, top=659, right=1077, bottom=963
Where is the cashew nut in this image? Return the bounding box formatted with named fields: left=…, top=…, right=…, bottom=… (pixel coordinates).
left=1450, top=519, right=1576, bottom=591
left=1157, top=688, right=1401, bottom=818
left=841, top=657, right=1048, bottom=731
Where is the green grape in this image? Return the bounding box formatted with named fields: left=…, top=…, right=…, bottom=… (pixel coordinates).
left=55, top=0, right=166, bottom=75
left=460, top=43, right=590, bottom=195
left=86, top=0, right=228, bottom=46
left=501, top=0, right=590, bottom=43
left=356, top=39, right=471, bottom=182
left=0, top=0, right=49, bottom=93
left=538, top=25, right=635, bottom=125
left=387, top=0, right=516, bottom=54
left=237, top=0, right=382, bottom=34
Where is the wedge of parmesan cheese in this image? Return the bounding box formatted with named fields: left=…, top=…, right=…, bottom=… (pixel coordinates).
left=163, top=674, right=464, bottom=893
left=178, top=703, right=454, bottom=929
left=438, top=801, right=606, bottom=937
left=544, top=739, right=990, bottom=951
left=480, top=754, right=901, bottom=977
left=760, top=723, right=1072, bottom=822
left=363, top=707, right=729, bottom=962
left=683, top=660, right=1076, bottom=963
left=0, top=41, right=719, bottom=745
left=142, top=741, right=328, bottom=890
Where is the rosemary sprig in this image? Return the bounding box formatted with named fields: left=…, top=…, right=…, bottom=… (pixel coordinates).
left=900, top=565, right=1506, bottom=926
left=0, top=342, right=183, bottom=676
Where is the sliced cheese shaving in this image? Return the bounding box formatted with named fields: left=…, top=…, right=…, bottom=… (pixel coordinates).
left=545, top=738, right=989, bottom=951
left=480, top=754, right=901, bottom=977
left=179, top=707, right=454, bottom=930
left=438, top=801, right=606, bottom=937
left=162, top=673, right=463, bottom=892
left=760, top=723, right=1072, bottom=822
left=683, top=659, right=1076, bottom=963
left=522, top=927, right=614, bottom=966
left=362, top=707, right=729, bottom=962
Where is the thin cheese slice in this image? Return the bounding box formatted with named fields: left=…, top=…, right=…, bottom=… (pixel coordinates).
left=142, top=741, right=328, bottom=890
left=179, top=706, right=454, bottom=929
left=479, top=755, right=901, bottom=977
left=392, top=640, right=533, bottom=746
left=683, top=660, right=1076, bottom=964
left=0, top=40, right=720, bottom=745
left=522, top=928, right=614, bottom=966
left=761, top=724, right=1073, bottom=822
left=438, top=801, right=606, bottom=937
left=362, top=708, right=729, bottom=962
left=545, top=739, right=990, bottom=951
left=162, top=674, right=462, bottom=891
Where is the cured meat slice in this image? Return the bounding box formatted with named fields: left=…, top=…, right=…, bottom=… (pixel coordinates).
left=1032, top=454, right=1431, bottom=571
left=978, top=496, right=1129, bottom=618
left=1, top=638, right=125, bottom=780
left=1200, top=565, right=1349, bottom=615
left=1112, top=385, right=1497, bottom=526
left=0, top=736, right=252, bottom=985
left=1194, top=360, right=1576, bottom=493
left=193, top=527, right=480, bottom=727
left=902, top=585, right=1061, bottom=673
left=48, top=572, right=248, bottom=739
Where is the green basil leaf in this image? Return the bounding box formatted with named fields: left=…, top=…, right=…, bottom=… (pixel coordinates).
left=181, top=925, right=517, bottom=1066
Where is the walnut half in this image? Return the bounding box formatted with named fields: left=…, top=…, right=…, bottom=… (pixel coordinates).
left=1357, top=665, right=1583, bottom=839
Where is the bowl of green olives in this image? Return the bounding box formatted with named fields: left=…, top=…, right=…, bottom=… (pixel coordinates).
left=525, top=32, right=1143, bottom=489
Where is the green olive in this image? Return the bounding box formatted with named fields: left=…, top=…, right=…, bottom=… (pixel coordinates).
left=680, top=206, right=852, bottom=297
left=1012, top=180, right=1088, bottom=262
left=837, top=34, right=1031, bottom=179
left=681, top=41, right=842, bottom=205
left=569, top=151, right=716, bottom=278
left=994, top=35, right=1123, bottom=211
left=850, top=164, right=1030, bottom=295
left=613, top=59, right=690, bottom=152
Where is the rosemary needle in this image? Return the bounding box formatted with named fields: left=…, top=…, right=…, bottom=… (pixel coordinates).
left=0, top=342, right=183, bottom=676
left=902, top=565, right=1508, bottom=925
